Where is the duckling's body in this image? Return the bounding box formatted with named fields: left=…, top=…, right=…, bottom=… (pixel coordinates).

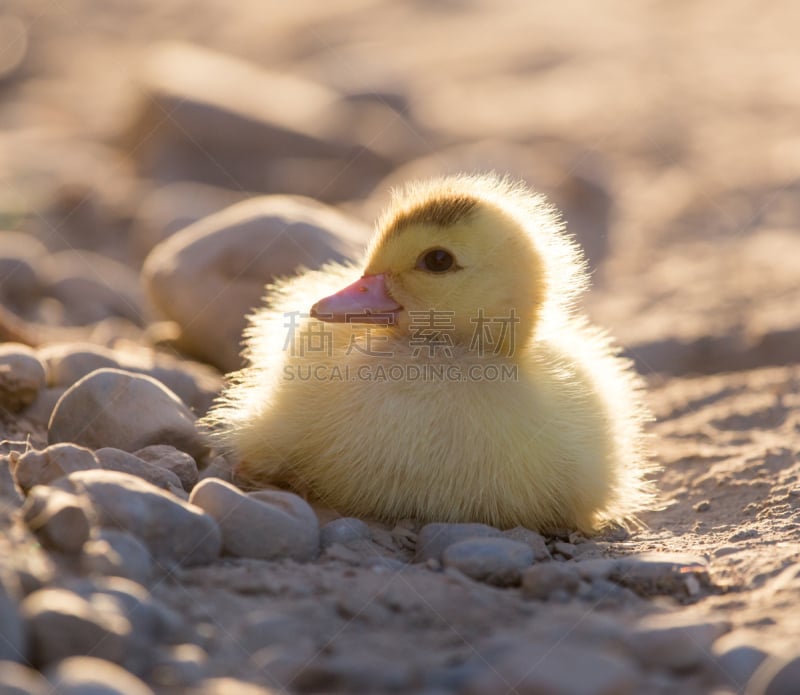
left=205, top=175, right=652, bottom=533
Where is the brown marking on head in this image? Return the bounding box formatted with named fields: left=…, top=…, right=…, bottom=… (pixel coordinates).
left=382, top=193, right=479, bottom=237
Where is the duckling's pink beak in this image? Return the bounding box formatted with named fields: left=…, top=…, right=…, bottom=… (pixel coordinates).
left=310, top=273, right=403, bottom=324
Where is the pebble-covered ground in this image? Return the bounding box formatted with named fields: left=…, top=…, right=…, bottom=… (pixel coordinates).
left=1, top=1, right=799, bottom=693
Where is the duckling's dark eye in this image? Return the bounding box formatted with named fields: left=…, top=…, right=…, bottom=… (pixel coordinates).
left=418, top=248, right=455, bottom=273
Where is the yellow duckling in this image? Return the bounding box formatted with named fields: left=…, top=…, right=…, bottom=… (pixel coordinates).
left=205, top=174, right=653, bottom=533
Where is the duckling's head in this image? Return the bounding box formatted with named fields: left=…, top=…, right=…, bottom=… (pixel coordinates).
left=311, top=174, right=587, bottom=352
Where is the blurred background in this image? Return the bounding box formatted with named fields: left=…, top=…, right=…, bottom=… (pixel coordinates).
left=1, top=0, right=798, bottom=378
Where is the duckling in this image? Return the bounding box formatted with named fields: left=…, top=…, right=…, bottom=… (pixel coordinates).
left=204, top=174, right=653, bottom=533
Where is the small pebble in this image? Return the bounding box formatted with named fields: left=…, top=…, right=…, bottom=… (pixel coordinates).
left=190, top=478, right=319, bottom=561
left=38, top=343, right=120, bottom=388
left=414, top=522, right=502, bottom=563
left=320, top=517, right=372, bottom=549
left=22, top=588, right=133, bottom=668
left=50, top=469, right=221, bottom=567
left=612, top=553, right=710, bottom=596
left=201, top=678, right=275, bottom=695
left=714, top=641, right=769, bottom=690
left=81, top=530, right=154, bottom=585
left=464, top=643, right=639, bottom=695
left=0, top=661, right=49, bottom=695
left=0, top=344, right=46, bottom=412
left=746, top=653, right=800, bottom=695
left=149, top=643, right=207, bottom=689
left=553, top=541, right=577, bottom=559
left=627, top=614, right=730, bottom=671
left=44, top=656, right=155, bottom=695
left=22, top=487, right=91, bottom=554
left=694, top=499, right=711, bottom=512
left=11, top=443, right=98, bottom=494
left=521, top=562, right=581, bottom=600
left=442, top=538, right=534, bottom=586
left=134, top=444, right=199, bottom=491
left=96, top=447, right=185, bottom=496
left=502, top=526, right=551, bottom=561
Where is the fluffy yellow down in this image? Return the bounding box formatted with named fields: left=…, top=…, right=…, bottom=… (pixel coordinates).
left=203, top=174, right=655, bottom=533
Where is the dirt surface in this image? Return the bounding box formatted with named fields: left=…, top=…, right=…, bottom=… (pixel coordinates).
left=0, top=1, right=798, bottom=694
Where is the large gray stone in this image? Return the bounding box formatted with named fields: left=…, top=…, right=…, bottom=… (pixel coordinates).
left=50, top=470, right=221, bottom=567
left=189, top=478, right=319, bottom=561
left=123, top=42, right=390, bottom=202
left=48, top=368, right=209, bottom=462
left=414, top=522, right=502, bottom=563
left=142, top=194, right=369, bottom=371
left=442, top=537, right=534, bottom=586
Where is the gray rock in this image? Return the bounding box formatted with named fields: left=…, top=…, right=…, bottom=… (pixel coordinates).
left=320, top=517, right=372, bottom=549
left=553, top=540, right=578, bottom=559
left=11, top=443, right=99, bottom=493
left=133, top=445, right=198, bottom=492
left=189, top=479, right=319, bottom=561
left=48, top=368, right=209, bottom=463
left=50, top=470, right=221, bottom=567
left=39, top=343, right=121, bottom=388
left=142, top=194, right=369, bottom=372
left=70, top=577, right=174, bottom=674
left=39, top=250, right=146, bottom=327
left=20, top=386, right=67, bottom=427
left=44, top=656, right=155, bottom=695
left=521, top=562, right=581, bottom=600
left=148, top=643, right=207, bottom=689
left=627, top=614, right=730, bottom=671
left=22, top=486, right=91, bottom=554
left=0, top=571, right=26, bottom=663
left=197, top=455, right=234, bottom=483
left=0, top=661, right=49, bottom=695
left=22, top=588, right=133, bottom=668
left=81, top=530, right=154, bottom=585
left=201, top=678, right=275, bottom=695
left=747, top=654, right=800, bottom=695
left=38, top=343, right=220, bottom=414
left=0, top=233, right=45, bottom=314
left=576, top=558, right=620, bottom=581
left=464, top=642, right=639, bottom=695
left=502, top=526, right=551, bottom=561
left=442, top=538, right=534, bottom=586
left=575, top=553, right=711, bottom=597
left=96, top=447, right=185, bottom=496
left=414, top=523, right=502, bottom=563
left=0, top=343, right=46, bottom=411
left=82, top=576, right=183, bottom=638
left=124, top=42, right=390, bottom=203
left=712, top=631, right=770, bottom=689
left=130, top=181, right=247, bottom=261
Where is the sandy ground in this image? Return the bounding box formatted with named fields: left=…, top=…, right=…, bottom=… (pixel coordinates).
left=0, top=1, right=799, bottom=693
